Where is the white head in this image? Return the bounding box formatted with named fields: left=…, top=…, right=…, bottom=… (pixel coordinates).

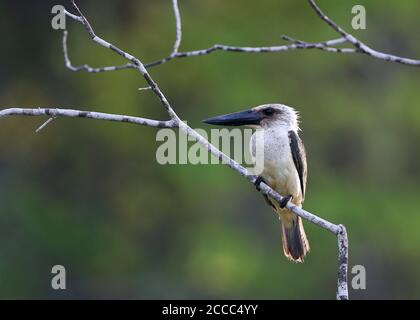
left=203, top=103, right=299, bottom=131
left=252, top=104, right=299, bottom=131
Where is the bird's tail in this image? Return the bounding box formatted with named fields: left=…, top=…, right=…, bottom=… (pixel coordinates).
left=281, top=215, right=310, bottom=262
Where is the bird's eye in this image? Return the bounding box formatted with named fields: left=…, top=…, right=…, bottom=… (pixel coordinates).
left=262, top=108, right=275, bottom=116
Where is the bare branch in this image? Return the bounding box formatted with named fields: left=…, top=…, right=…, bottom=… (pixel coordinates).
left=307, top=0, right=420, bottom=66
left=63, top=1, right=420, bottom=74
left=0, top=107, right=175, bottom=128
left=280, top=35, right=357, bottom=54
left=145, top=0, right=420, bottom=67
left=171, top=0, right=182, bottom=55
left=307, top=0, right=350, bottom=39
left=62, top=30, right=136, bottom=73
left=337, top=225, right=349, bottom=300
left=145, top=41, right=355, bottom=68
left=63, top=8, right=83, bottom=23
left=68, top=0, right=181, bottom=122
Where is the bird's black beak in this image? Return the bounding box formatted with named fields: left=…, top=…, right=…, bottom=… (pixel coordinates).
left=202, top=109, right=262, bottom=126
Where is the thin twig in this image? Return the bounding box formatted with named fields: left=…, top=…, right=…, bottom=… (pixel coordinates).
left=307, top=0, right=420, bottom=66
left=307, top=0, right=351, bottom=40
left=62, top=30, right=136, bottom=73
left=138, top=86, right=152, bottom=91
left=63, top=8, right=83, bottom=23
left=171, top=0, right=182, bottom=55
left=281, top=35, right=356, bottom=54
left=35, top=115, right=57, bottom=133
left=144, top=41, right=357, bottom=68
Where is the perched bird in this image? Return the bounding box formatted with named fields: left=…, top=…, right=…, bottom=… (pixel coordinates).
left=203, top=104, right=309, bottom=262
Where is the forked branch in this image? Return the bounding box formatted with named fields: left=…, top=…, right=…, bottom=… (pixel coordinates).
left=63, top=0, right=419, bottom=73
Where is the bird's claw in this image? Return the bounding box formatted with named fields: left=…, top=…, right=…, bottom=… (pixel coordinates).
left=254, top=176, right=265, bottom=191
left=280, top=195, right=293, bottom=209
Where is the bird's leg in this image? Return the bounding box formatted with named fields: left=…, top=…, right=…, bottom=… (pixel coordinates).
left=279, top=195, right=293, bottom=209
left=254, top=176, right=266, bottom=191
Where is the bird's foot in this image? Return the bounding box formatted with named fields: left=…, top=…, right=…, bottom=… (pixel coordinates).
left=279, top=195, right=293, bottom=209
left=254, top=176, right=265, bottom=191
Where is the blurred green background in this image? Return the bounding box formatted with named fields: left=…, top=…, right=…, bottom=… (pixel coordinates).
left=0, top=0, right=419, bottom=299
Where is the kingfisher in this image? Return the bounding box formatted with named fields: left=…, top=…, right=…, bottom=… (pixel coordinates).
left=203, top=104, right=309, bottom=262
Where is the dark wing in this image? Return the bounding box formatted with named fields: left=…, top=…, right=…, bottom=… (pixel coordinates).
left=288, top=130, right=307, bottom=201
